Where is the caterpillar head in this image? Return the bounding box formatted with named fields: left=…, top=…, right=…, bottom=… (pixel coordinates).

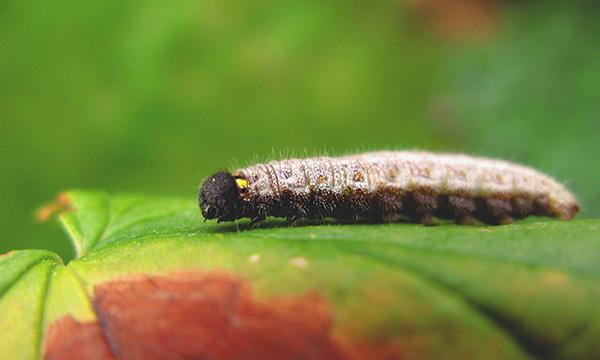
left=199, top=171, right=247, bottom=222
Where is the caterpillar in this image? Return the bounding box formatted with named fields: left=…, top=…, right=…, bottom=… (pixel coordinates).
left=198, top=151, right=579, bottom=225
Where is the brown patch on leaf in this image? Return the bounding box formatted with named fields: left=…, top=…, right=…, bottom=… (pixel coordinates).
left=408, top=0, right=500, bottom=40
left=44, top=315, right=114, bottom=360
left=45, top=271, right=401, bottom=359
left=36, top=193, right=73, bottom=222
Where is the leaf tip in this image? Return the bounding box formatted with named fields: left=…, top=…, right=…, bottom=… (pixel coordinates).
left=36, top=193, right=73, bottom=223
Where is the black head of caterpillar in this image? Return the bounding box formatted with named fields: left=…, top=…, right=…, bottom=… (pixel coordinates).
left=199, top=171, right=248, bottom=222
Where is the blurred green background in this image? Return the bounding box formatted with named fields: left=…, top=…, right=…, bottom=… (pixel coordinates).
left=1, top=0, right=598, bottom=260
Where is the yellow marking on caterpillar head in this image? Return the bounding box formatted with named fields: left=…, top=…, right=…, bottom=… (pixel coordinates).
left=236, top=178, right=249, bottom=190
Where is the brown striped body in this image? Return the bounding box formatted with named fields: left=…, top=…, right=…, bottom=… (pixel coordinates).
left=199, top=151, right=579, bottom=225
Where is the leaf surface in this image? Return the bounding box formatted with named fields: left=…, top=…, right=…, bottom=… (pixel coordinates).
left=1, top=190, right=599, bottom=359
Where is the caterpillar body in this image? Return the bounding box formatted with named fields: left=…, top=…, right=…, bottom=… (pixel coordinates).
left=199, top=151, right=579, bottom=225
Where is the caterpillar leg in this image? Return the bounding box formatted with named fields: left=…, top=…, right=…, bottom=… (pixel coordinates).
left=250, top=215, right=266, bottom=227
left=448, top=194, right=477, bottom=218
left=406, top=188, right=437, bottom=226
left=512, top=195, right=534, bottom=219
left=455, top=215, right=477, bottom=225
left=482, top=196, right=513, bottom=225
left=373, top=187, right=403, bottom=224
left=495, top=215, right=514, bottom=225
left=419, top=213, right=435, bottom=226
left=286, top=214, right=301, bottom=226
left=381, top=213, right=398, bottom=223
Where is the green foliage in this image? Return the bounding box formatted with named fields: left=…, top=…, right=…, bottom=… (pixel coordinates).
left=1, top=1, right=598, bottom=260
left=440, top=1, right=600, bottom=219
left=1, top=190, right=599, bottom=359
left=1, top=2, right=597, bottom=357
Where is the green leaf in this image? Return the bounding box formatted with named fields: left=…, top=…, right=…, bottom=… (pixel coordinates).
left=0, top=250, right=62, bottom=359
left=1, top=190, right=599, bottom=359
